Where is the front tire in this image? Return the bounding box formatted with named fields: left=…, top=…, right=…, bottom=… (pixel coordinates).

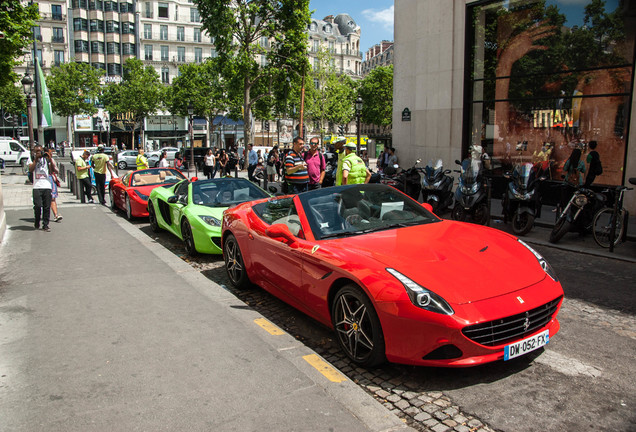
left=181, top=219, right=197, bottom=256
left=472, top=203, right=490, bottom=225
left=592, top=208, right=625, bottom=248
left=512, top=211, right=535, bottom=236
left=148, top=201, right=160, bottom=233
left=109, top=188, right=116, bottom=211
left=549, top=217, right=571, bottom=243
left=331, top=285, right=386, bottom=368
left=223, top=233, right=250, bottom=289
left=451, top=205, right=467, bottom=221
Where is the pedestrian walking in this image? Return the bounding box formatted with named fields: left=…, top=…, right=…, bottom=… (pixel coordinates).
left=332, top=136, right=347, bottom=186
left=46, top=148, right=63, bottom=222
left=247, top=144, right=258, bottom=181
left=218, top=149, right=228, bottom=177
left=28, top=145, right=55, bottom=231
left=266, top=146, right=279, bottom=183
left=75, top=150, right=94, bottom=203
left=91, top=144, right=114, bottom=205
left=285, top=137, right=309, bottom=194
left=304, top=137, right=325, bottom=190
left=584, top=140, right=602, bottom=187
left=560, top=147, right=586, bottom=208
left=203, top=149, right=215, bottom=179
left=158, top=151, right=170, bottom=168
left=340, top=142, right=371, bottom=185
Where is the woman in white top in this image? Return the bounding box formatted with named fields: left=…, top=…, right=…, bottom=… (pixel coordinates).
left=158, top=151, right=170, bottom=168
left=204, top=149, right=216, bottom=179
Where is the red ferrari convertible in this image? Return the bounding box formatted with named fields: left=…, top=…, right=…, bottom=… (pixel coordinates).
left=222, top=184, right=564, bottom=367
left=109, top=168, right=186, bottom=219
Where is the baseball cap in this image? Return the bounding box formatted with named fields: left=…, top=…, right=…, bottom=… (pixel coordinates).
left=334, top=136, right=346, bottom=143
left=344, top=142, right=357, bottom=149
left=97, top=144, right=104, bottom=150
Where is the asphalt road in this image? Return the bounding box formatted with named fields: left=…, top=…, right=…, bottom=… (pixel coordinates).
left=124, top=209, right=635, bottom=432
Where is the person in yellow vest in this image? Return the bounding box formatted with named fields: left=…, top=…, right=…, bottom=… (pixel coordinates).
left=75, top=150, right=94, bottom=203
left=136, top=147, right=149, bottom=170
left=91, top=144, right=115, bottom=205
left=333, top=136, right=347, bottom=186
left=341, top=142, right=371, bottom=185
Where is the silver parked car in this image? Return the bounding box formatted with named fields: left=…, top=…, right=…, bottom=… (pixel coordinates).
left=116, top=150, right=139, bottom=169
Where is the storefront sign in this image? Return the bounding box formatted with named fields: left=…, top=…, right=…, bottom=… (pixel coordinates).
left=74, top=114, right=92, bottom=131
left=146, top=115, right=181, bottom=131
left=532, top=109, right=573, bottom=128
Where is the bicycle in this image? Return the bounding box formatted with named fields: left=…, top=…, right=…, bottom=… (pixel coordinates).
left=592, top=183, right=633, bottom=248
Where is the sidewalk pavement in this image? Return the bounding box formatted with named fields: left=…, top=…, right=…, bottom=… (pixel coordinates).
left=0, top=182, right=411, bottom=431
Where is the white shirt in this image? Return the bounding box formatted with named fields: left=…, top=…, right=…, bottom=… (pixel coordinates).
left=204, top=154, right=215, bottom=166
left=33, top=157, right=52, bottom=190
left=159, top=158, right=169, bottom=168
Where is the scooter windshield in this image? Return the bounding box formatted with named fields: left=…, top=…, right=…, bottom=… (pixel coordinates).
left=425, top=159, right=444, bottom=180
left=460, top=158, right=482, bottom=186
left=512, top=163, right=534, bottom=190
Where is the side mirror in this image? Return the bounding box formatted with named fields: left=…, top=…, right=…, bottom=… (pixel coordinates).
left=191, top=176, right=198, bottom=182
left=422, top=203, right=434, bottom=213
left=167, top=195, right=178, bottom=204
left=415, top=158, right=421, bottom=164
left=266, top=223, right=297, bottom=245
left=444, top=169, right=451, bottom=174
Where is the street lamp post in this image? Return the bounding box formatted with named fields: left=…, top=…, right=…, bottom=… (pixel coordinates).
left=188, top=103, right=196, bottom=178
left=355, top=96, right=363, bottom=154
left=96, top=116, right=103, bottom=144
left=104, top=117, right=110, bottom=148
left=21, top=72, right=35, bottom=151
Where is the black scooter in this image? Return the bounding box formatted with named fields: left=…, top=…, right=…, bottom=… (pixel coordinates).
left=452, top=158, right=490, bottom=225
left=420, top=159, right=454, bottom=213
left=502, top=163, right=545, bottom=236
left=549, top=185, right=607, bottom=244
left=371, top=159, right=422, bottom=201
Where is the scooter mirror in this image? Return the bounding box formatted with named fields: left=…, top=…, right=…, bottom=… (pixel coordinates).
left=422, top=203, right=434, bottom=213
left=416, top=158, right=421, bottom=164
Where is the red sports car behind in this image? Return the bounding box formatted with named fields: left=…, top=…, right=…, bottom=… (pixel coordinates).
left=109, top=168, right=186, bottom=219
left=221, top=184, right=563, bottom=367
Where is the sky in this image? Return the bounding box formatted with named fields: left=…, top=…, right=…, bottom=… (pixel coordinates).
left=308, top=0, right=394, bottom=55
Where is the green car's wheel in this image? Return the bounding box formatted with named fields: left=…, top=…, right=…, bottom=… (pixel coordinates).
left=181, top=219, right=197, bottom=256
left=148, top=202, right=160, bottom=233
left=223, top=233, right=249, bottom=289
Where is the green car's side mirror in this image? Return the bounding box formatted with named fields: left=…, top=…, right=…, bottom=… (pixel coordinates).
left=167, top=195, right=178, bottom=204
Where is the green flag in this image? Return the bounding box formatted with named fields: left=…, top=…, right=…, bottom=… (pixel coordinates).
left=36, top=58, right=53, bottom=128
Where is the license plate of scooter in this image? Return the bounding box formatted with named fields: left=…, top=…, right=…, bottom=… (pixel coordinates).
left=504, top=330, right=549, bottom=361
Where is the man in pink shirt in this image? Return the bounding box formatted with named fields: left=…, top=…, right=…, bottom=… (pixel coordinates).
left=303, top=137, right=326, bottom=190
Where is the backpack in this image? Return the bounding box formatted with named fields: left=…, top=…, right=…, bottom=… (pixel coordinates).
left=594, top=160, right=603, bottom=176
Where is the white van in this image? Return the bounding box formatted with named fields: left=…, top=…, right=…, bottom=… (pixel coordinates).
left=0, top=139, right=30, bottom=167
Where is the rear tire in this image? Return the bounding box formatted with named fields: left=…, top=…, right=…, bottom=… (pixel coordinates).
left=512, top=211, right=535, bottom=236
left=109, top=188, right=116, bottom=211
left=118, top=161, right=127, bottom=170
left=549, top=218, right=571, bottom=243
left=148, top=201, right=161, bottom=233
left=592, top=208, right=624, bottom=248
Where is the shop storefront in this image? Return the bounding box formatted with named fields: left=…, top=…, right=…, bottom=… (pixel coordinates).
left=145, top=115, right=186, bottom=151
left=465, top=0, right=635, bottom=186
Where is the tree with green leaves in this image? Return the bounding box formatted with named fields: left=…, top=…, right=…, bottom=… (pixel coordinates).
left=47, top=62, right=103, bottom=147
left=165, top=59, right=228, bottom=146
left=0, top=80, right=26, bottom=116
left=102, top=58, right=164, bottom=149
left=0, top=0, right=39, bottom=87
left=358, top=65, right=393, bottom=132
left=194, top=0, right=311, bottom=147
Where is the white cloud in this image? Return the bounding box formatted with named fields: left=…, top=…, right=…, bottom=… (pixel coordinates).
left=362, top=5, right=394, bottom=30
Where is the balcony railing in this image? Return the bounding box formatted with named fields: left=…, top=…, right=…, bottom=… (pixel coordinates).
left=52, top=36, right=65, bottom=43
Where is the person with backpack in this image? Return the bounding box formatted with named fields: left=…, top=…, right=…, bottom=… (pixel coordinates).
left=304, top=137, right=325, bottom=190
left=584, top=140, right=602, bottom=187
left=28, top=145, right=56, bottom=231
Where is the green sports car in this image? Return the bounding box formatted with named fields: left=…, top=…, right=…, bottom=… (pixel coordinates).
left=147, top=177, right=271, bottom=255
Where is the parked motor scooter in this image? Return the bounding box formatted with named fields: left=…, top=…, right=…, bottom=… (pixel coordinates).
left=420, top=159, right=454, bottom=213
left=549, top=185, right=607, bottom=243
left=502, top=163, right=545, bottom=236
left=322, top=149, right=338, bottom=187
left=452, top=158, right=490, bottom=225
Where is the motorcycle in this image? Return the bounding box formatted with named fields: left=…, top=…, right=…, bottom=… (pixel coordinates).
left=375, top=159, right=422, bottom=201
left=451, top=158, right=490, bottom=225
left=420, top=159, right=454, bottom=213
left=549, top=185, right=607, bottom=244
left=322, top=150, right=338, bottom=187
left=502, top=163, right=545, bottom=236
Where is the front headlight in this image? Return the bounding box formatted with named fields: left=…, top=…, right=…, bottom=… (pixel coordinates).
left=574, top=194, right=588, bottom=207
left=386, top=268, right=454, bottom=315
left=199, top=215, right=221, bottom=226
left=517, top=239, right=559, bottom=282
left=460, top=182, right=479, bottom=195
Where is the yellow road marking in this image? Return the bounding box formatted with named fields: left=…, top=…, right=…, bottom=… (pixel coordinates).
left=302, top=354, right=347, bottom=383
left=254, top=318, right=285, bottom=335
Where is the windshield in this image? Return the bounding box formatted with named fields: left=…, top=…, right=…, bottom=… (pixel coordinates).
left=459, top=158, right=483, bottom=186
left=512, top=163, right=534, bottom=189
left=131, top=168, right=186, bottom=186
left=298, top=184, right=440, bottom=240
left=191, top=178, right=270, bottom=207
left=425, top=159, right=443, bottom=179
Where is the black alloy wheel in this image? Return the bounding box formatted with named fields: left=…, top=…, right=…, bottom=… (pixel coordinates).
left=223, top=233, right=250, bottom=289
left=331, top=285, right=386, bottom=368
left=148, top=202, right=160, bottom=233
left=181, top=219, right=197, bottom=256
left=451, top=205, right=467, bottom=222
left=472, top=203, right=490, bottom=225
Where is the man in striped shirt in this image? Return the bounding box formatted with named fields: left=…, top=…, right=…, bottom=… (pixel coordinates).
left=285, top=137, right=309, bottom=194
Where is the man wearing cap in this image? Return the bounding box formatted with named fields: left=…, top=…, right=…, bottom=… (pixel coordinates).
left=75, top=149, right=94, bottom=203
left=341, top=142, right=371, bottom=185
left=332, top=136, right=347, bottom=186
left=285, top=137, right=309, bottom=193
left=91, top=144, right=114, bottom=205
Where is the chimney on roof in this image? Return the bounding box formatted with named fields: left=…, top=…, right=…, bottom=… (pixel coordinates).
left=323, top=15, right=334, bottom=23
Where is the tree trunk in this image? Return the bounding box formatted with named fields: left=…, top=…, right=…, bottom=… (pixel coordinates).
left=243, top=75, right=252, bottom=148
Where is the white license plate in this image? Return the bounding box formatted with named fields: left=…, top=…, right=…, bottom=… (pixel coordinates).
left=504, top=330, right=549, bottom=361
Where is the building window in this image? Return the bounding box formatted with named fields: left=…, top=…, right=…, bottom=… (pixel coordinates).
left=161, top=45, right=169, bottom=61
left=309, top=22, right=317, bottom=31
left=107, top=42, right=120, bottom=54
left=324, top=24, right=331, bottom=33
left=51, top=4, right=62, bottom=20
left=466, top=0, right=635, bottom=187
left=190, top=7, right=200, bottom=22
left=74, top=40, right=89, bottom=53
left=193, top=28, right=201, bottom=42
left=312, top=40, right=319, bottom=52
left=106, top=21, right=120, bottom=33
left=96, top=0, right=103, bottom=10
left=52, top=27, right=64, bottom=43
left=90, top=19, right=104, bottom=32
left=194, top=47, right=202, bottom=63
left=108, top=63, right=122, bottom=75
left=144, top=24, right=152, bottom=39
left=161, top=67, right=170, bottom=84
left=54, top=50, right=64, bottom=66
left=313, top=78, right=319, bottom=89
left=122, top=43, right=135, bottom=55
left=260, top=36, right=269, bottom=48
left=88, top=0, right=96, bottom=10
left=145, top=44, right=153, bottom=61
left=160, top=25, right=168, bottom=41
left=261, top=55, right=267, bottom=67
left=329, top=41, right=335, bottom=53
left=177, top=46, right=185, bottom=62
left=73, top=18, right=88, bottom=32
left=144, top=2, right=152, bottom=18
left=174, top=4, right=178, bottom=20
left=177, top=26, right=184, bottom=42
left=158, top=2, right=169, bottom=18
left=103, top=1, right=113, bottom=11
left=119, top=2, right=129, bottom=13
left=91, top=41, right=105, bottom=54
left=210, top=48, right=216, bottom=58
left=122, top=22, right=135, bottom=34
left=92, top=62, right=106, bottom=70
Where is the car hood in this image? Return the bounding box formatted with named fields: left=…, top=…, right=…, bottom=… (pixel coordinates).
left=326, top=220, right=546, bottom=305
